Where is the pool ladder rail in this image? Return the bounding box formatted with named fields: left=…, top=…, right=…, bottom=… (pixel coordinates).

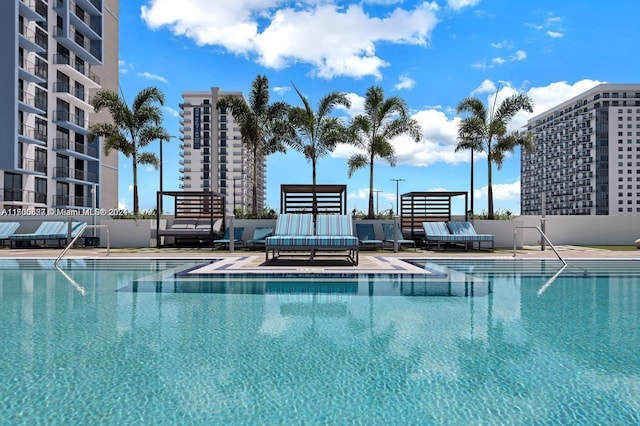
left=54, top=224, right=111, bottom=296
left=512, top=226, right=567, bottom=295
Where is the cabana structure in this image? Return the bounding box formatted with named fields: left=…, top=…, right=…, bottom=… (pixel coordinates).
left=280, top=184, right=347, bottom=216
left=156, top=191, right=225, bottom=246
left=400, top=191, right=468, bottom=241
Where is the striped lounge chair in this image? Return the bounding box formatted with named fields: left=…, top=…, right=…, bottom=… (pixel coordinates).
left=447, top=221, right=495, bottom=251
left=422, top=221, right=474, bottom=251
left=265, top=214, right=315, bottom=262
left=314, top=214, right=359, bottom=265
left=0, top=222, right=20, bottom=246
left=9, top=221, right=86, bottom=248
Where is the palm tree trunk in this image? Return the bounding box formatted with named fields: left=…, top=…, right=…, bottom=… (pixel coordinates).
left=470, top=149, right=474, bottom=218
left=368, top=154, right=375, bottom=219
left=487, top=152, right=494, bottom=219
left=252, top=145, right=258, bottom=216
left=132, top=156, right=139, bottom=215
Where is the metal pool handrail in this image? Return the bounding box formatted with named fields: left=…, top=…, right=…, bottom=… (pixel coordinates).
left=512, top=226, right=566, bottom=266
left=54, top=224, right=110, bottom=267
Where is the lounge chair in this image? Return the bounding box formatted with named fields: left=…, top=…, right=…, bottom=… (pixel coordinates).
left=247, top=227, right=273, bottom=249
left=0, top=222, right=20, bottom=246
left=9, top=221, right=86, bottom=248
left=213, top=226, right=245, bottom=248
left=314, top=214, right=359, bottom=265
left=265, top=213, right=315, bottom=262
left=265, top=214, right=358, bottom=265
left=355, top=223, right=382, bottom=250
left=381, top=222, right=417, bottom=250
left=422, top=221, right=473, bottom=250
left=447, top=221, right=494, bottom=251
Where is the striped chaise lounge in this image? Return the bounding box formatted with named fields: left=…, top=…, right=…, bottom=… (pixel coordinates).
left=447, top=221, right=495, bottom=251
left=0, top=222, right=20, bottom=246
left=265, top=213, right=315, bottom=262
left=314, top=214, right=359, bottom=265
left=9, top=221, right=86, bottom=248
left=265, top=214, right=359, bottom=265
left=422, top=221, right=475, bottom=251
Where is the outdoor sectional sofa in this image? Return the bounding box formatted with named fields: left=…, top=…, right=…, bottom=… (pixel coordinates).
left=265, top=213, right=359, bottom=265
left=422, top=221, right=494, bottom=251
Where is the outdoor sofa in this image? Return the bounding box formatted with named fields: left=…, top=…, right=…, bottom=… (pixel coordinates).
left=265, top=213, right=359, bottom=265
left=422, top=221, right=494, bottom=251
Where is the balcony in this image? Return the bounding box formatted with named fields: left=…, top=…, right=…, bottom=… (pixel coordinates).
left=19, top=0, right=48, bottom=22
left=53, top=195, right=93, bottom=208
left=69, top=0, right=102, bottom=37
left=18, top=22, right=47, bottom=54
left=53, top=54, right=100, bottom=87
left=18, top=157, right=47, bottom=174
left=18, top=91, right=47, bottom=115
left=18, top=58, right=47, bottom=84
left=18, top=124, right=47, bottom=146
left=53, top=138, right=99, bottom=159
left=3, top=188, right=47, bottom=205
left=53, top=110, right=89, bottom=134
left=54, top=167, right=98, bottom=183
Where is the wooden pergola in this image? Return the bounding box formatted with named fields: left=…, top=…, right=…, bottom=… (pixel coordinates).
left=400, top=191, right=468, bottom=240
left=280, top=184, right=347, bottom=216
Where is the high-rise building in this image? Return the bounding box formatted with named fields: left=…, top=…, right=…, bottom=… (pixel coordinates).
left=522, top=83, right=640, bottom=216
left=179, top=88, right=266, bottom=215
left=0, top=0, right=119, bottom=212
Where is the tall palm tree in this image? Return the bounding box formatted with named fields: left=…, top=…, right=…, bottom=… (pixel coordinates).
left=455, top=117, right=484, bottom=218
left=216, top=75, right=291, bottom=216
left=287, top=83, right=351, bottom=185
left=456, top=92, right=534, bottom=219
left=347, top=86, right=422, bottom=219
left=88, top=86, right=170, bottom=215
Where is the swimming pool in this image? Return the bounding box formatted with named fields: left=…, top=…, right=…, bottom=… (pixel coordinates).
left=1, top=258, right=639, bottom=424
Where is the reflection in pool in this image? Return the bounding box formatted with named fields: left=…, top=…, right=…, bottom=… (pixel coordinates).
left=0, top=258, right=638, bottom=424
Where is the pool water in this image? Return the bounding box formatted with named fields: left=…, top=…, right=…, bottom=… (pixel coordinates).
left=0, top=258, right=639, bottom=424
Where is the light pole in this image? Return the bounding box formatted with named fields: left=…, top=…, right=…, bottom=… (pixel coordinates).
left=231, top=177, right=238, bottom=214
left=390, top=178, right=405, bottom=215
left=373, top=190, right=383, bottom=215
left=158, top=135, right=174, bottom=215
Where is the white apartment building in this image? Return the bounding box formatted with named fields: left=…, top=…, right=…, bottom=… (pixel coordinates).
left=179, top=88, right=266, bottom=215
left=522, top=83, right=640, bottom=216
left=0, top=0, right=119, bottom=212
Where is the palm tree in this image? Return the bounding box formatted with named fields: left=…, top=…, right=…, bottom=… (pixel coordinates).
left=216, top=75, right=291, bottom=216
left=287, top=83, right=351, bottom=185
left=347, top=86, right=422, bottom=219
left=455, top=117, right=484, bottom=218
left=456, top=92, right=534, bottom=219
left=88, top=86, right=170, bottom=215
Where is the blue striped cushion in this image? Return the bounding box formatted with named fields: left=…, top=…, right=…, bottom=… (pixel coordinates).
left=266, top=236, right=318, bottom=247
left=315, top=215, right=353, bottom=236
left=313, top=236, right=359, bottom=248
left=447, top=221, right=476, bottom=236
left=422, top=222, right=450, bottom=236
left=274, top=214, right=314, bottom=236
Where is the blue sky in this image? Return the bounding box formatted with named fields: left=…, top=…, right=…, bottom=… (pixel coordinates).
left=115, top=0, right=639, bottom=215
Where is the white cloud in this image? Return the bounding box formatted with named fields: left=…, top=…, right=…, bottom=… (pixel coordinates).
left=490, top=40, right=513, bottom=49
left=273, top=86, right=291, bottom=96
left=447, top=0, right=481, bottom=11
left=163, top=106, right=180, bottom=117
left=394, top=75, right=416, bottom=91
left=128, top=185, right=133, bottom=192
left=546, top=31, right=564, bottom=38
left=471, top=79, right=497, bottom=96
left=137, top=71, right=168, bottom=83
left=119, top=60, right=133, bottom=74
left=474, top=180, right=521, bottom=202
left=118, top=198, right=129, bottom=211
left=332, top=79, right=604, bottom=171
left=140, top=1, right=439, bottom=79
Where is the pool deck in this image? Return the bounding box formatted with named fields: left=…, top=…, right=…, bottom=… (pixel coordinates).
left=2, top=245, right=638, bottom=274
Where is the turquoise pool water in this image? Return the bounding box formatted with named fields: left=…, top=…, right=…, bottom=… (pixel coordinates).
left=1, top=258, right=639, bottom=424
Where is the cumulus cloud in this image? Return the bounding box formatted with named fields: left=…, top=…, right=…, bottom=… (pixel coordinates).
left=163, top=106, right=180, bottom=117
left=137, top=71, right=168, bottom=83
left=394, top=75, right=416, bottom=91
left=273, top=86, right=291, bottom=96
left=140, top=1, right=439, bottom=79
left=475, top=180, right=521, bottom=202
left=333, top=79, right=605, bottom=171
left=546, top=31, right=564, bottom=38
left=447, top=0, right=481, bottom=11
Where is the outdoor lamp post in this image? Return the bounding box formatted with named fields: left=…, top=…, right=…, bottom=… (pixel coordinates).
left=390, top=178, right=405, bottom=215
left=373, top=190, right=383, bottom=215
